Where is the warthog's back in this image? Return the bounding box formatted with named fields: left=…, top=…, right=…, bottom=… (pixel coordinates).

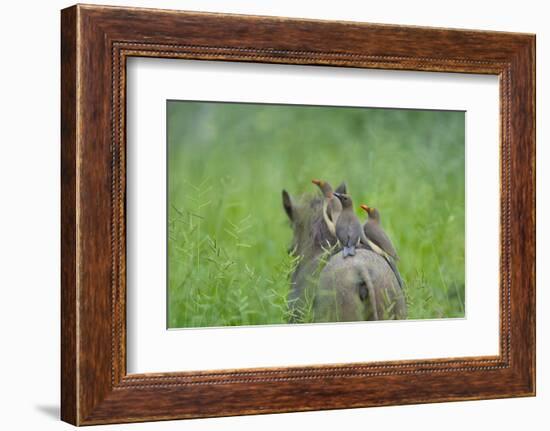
left=313, top=249, right=407, bottom=322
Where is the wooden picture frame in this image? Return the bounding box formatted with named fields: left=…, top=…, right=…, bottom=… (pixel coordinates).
left=61, top=4, right=535, bottom=425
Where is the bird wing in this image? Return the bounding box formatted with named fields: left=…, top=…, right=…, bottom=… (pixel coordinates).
left=322, top=199, right=336, bottom=237
left=335, top=219, right=353, bottom=247
left=364, top=223, right=399, bottom=260
left=348, top=217, right=362, bottom=248
left=335, top=219, right=347, bottom=246
left=327, top=197, right=342, bottom=223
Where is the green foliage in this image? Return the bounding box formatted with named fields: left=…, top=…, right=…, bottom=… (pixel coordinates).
left=168, top=102, right=465, bottom=328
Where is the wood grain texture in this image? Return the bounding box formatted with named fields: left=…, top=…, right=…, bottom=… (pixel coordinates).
left=60, top=4, right=536, bottom=425
left=60, top=5, right=78, bottom=425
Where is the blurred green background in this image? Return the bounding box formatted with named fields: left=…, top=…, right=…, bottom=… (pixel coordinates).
left=167, top=101, right=465, bottom=328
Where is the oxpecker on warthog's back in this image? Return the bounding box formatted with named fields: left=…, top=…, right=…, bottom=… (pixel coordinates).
left=282, top=190, right=407, bottom=322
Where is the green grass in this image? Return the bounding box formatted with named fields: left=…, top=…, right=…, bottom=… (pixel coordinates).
left=167, top=101, right=465, bottom=328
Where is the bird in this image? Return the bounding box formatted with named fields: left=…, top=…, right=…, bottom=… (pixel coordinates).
left=332, top=192, right=364, bottom=258
left=359, top=204, right=399, bottom=260
left=312, top=179, right=342, bottom=237
left=333, top=194, right=404, bottom=287
left=360, top=204, right=404, bottom=289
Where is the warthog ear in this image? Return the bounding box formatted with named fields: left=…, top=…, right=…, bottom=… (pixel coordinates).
left=282, top=189, right=294, bottom=221
left=335, top=181, right=348, bottom=195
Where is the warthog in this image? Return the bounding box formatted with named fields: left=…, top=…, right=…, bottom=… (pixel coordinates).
left=282, top=190, right=407, bottom=322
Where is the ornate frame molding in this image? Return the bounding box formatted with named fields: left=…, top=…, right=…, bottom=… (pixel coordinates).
left=61, top=5, right=535, bottom=425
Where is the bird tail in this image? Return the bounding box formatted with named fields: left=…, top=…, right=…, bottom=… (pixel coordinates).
left=384, top=255, right=404, bottom=290
left=343, top=246, right=356, bottom=258
left=360, top=232, right=403, bottom=289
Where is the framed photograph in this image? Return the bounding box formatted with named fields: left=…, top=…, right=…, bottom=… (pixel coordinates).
left=61, top=4, right=535, bottom=425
